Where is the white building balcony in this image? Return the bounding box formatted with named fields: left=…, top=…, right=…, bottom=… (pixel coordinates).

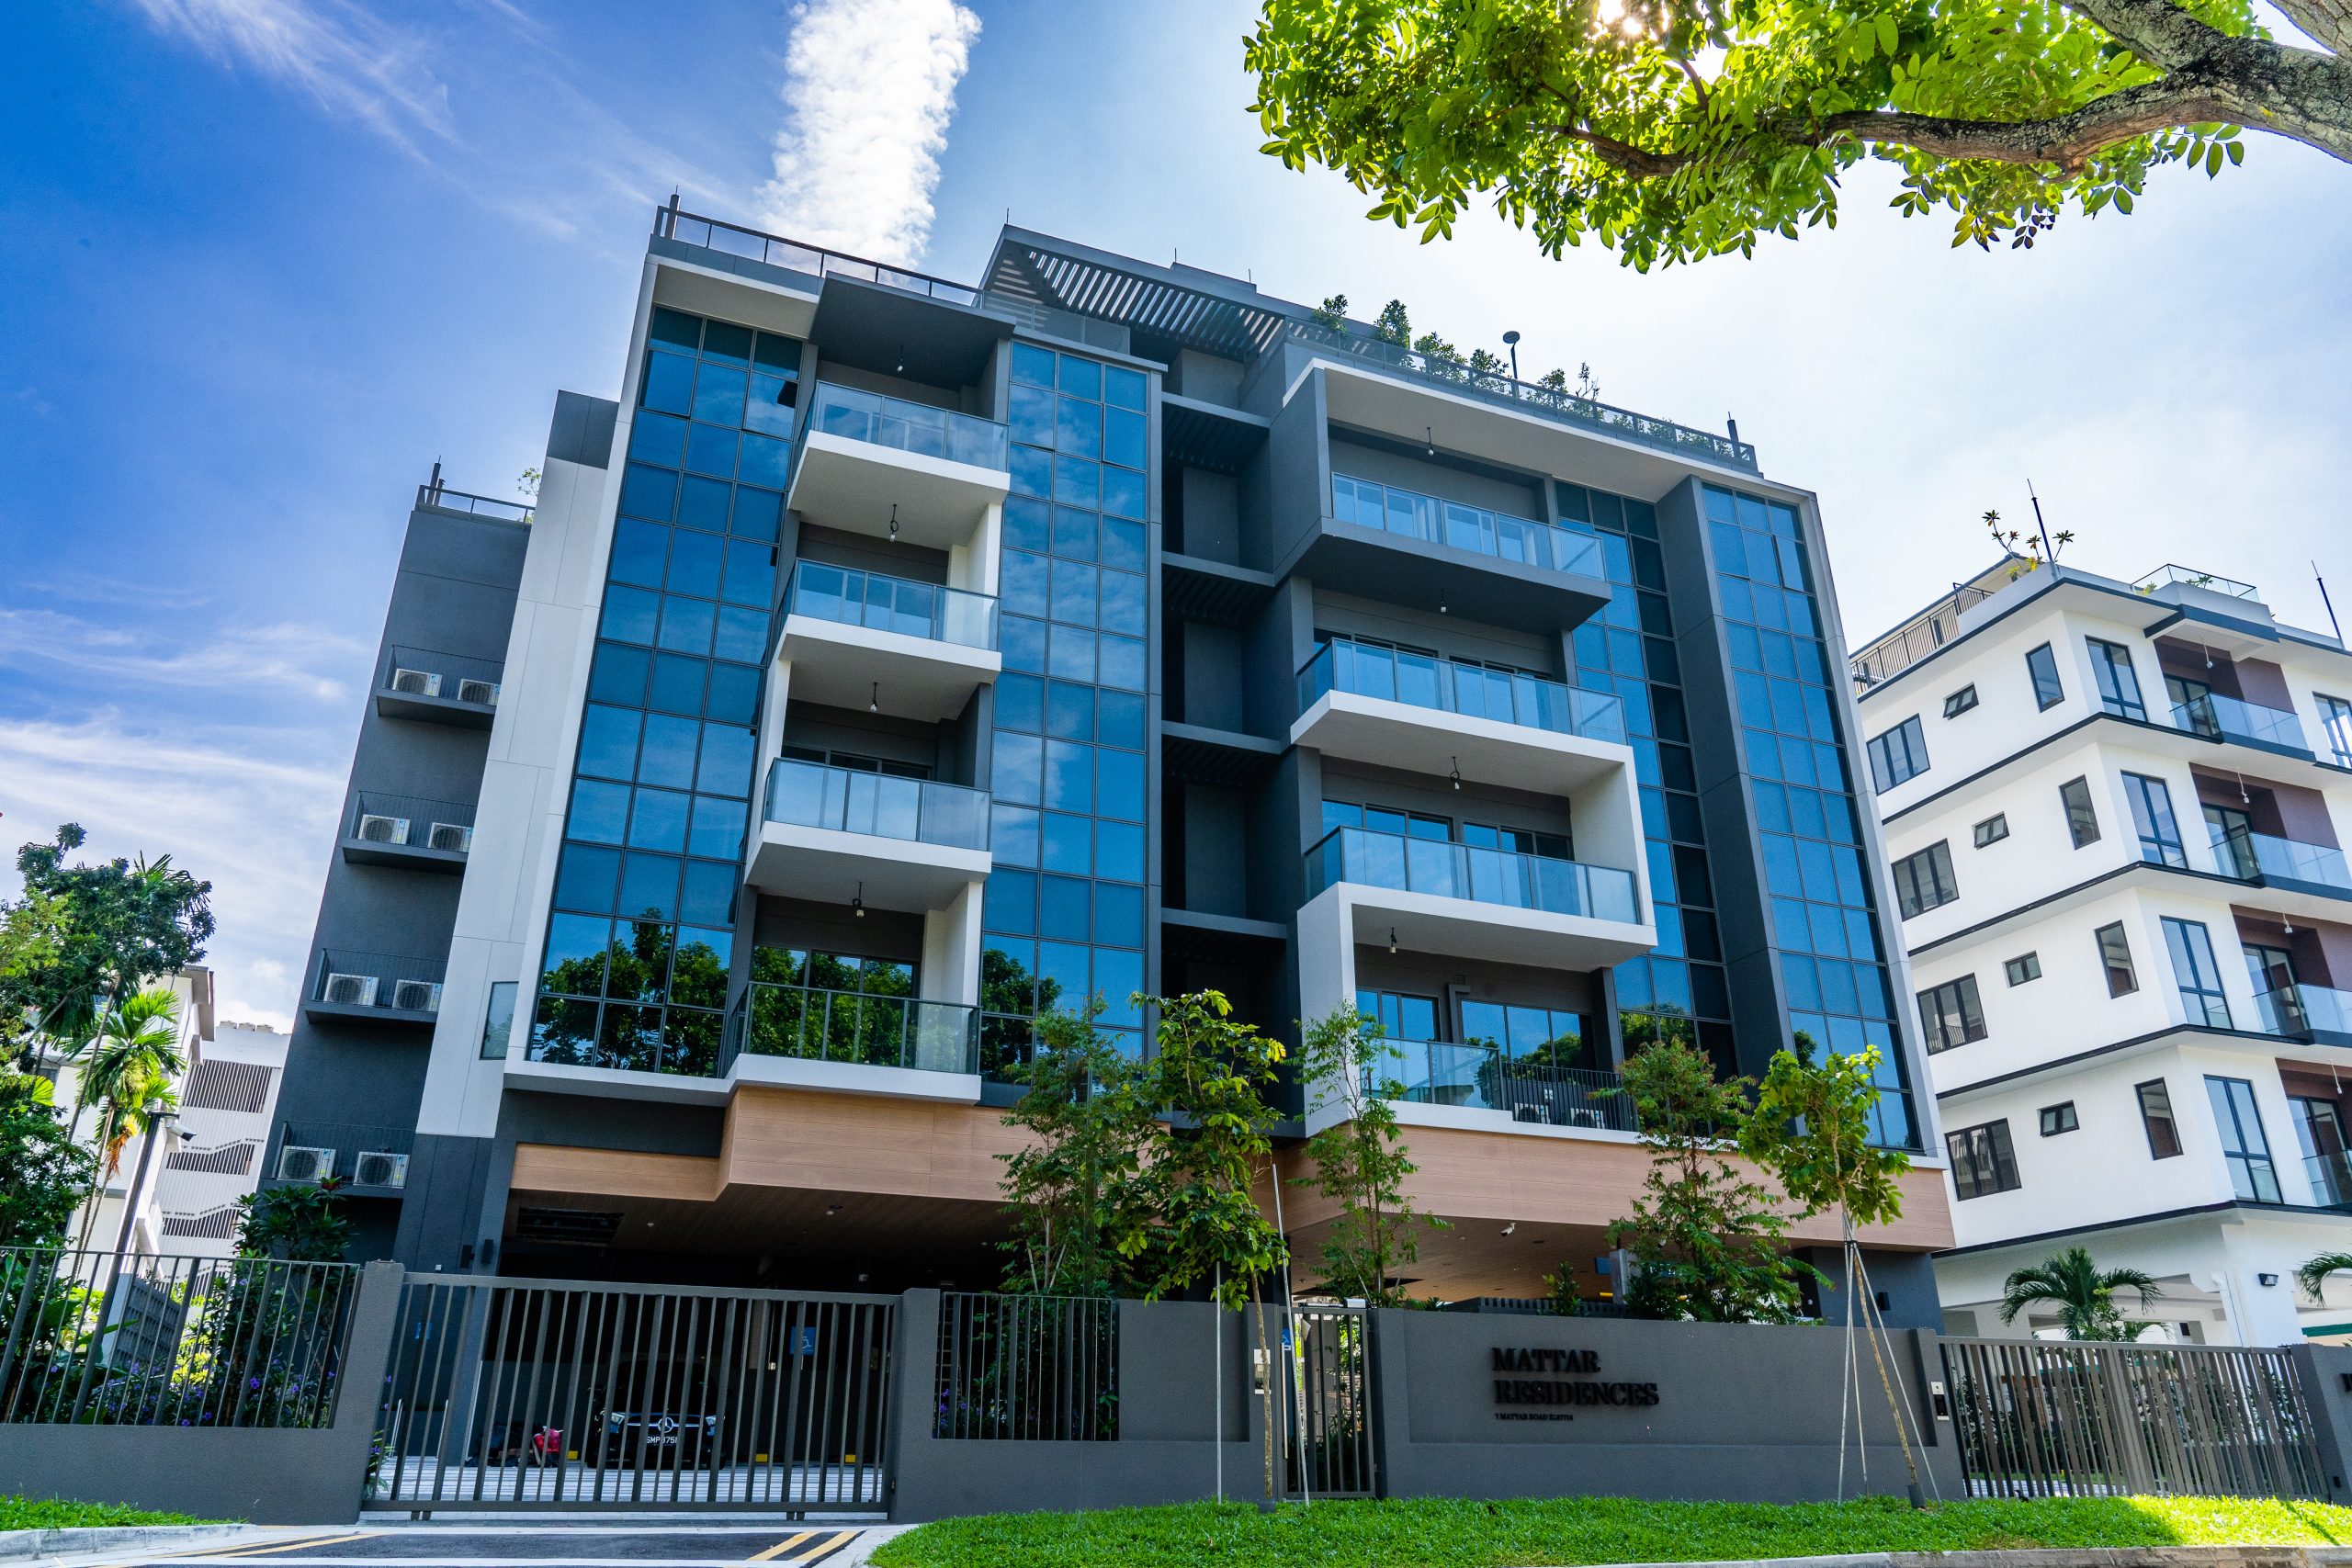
left=746, top=758, right=990, bottom=912
left=1292, top=636, right=1630, bottom=790
left=775, top=561, right=1000, bottom=723
left=786, top=382, right=1008, bottom=556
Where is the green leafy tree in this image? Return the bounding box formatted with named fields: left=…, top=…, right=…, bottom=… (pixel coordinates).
left=1372, top=299, right=1413, bottom=344
left=1311, top=292, right=1351, bottom=331
left=1245, top=0, right=2338, bottom=267
left=0, top=1076, right=96, bottom=1249
left=1294, top=1001, right=1443, bottom=1303
left=235, top=1178, right=356, bottom=1263
left=3, top=825, right=213, bottom=1070
left=1608, top=1037, right=1809, bottom=1321
left=995, top=1005, right=1157, bottom=1299
left=2001, top=1246, right=2165, bottom=1338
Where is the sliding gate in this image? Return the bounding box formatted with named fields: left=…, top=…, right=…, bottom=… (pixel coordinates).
left=370, top=1274, right=896, bottom=1513
left=1939, top=1337, right=2325, bottom=1500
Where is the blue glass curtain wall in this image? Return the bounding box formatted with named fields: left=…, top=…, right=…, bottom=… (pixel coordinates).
left=528, top=306, right=797, bottom=1074
left=978, top=342, right=1151, bottom=1074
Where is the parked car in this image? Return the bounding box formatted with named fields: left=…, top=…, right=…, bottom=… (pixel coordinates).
left=585, top=1406, right=719, bottom=1468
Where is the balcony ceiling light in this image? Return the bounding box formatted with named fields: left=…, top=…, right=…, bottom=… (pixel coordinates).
left=1450, top=755, right=1462, bottom=791
left=853, top=882, right=865, bottom=918
left=1388, top=927, right=1398, bottom=954
left=1425, top=424, right=1434, bottom=457
left=870, top=682, right=881, bottom=714
left=888, top=502, right=899, bottom=543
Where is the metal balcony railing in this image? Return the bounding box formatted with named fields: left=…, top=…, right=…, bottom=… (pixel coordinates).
left=763, top=759, right=990, bottom=851
left=348, top=792, right=478, bottom=854
left=1330, top=473, right=1605, bottom=580
left=2134, top=563, right=2260, bottom=600
left=654, top=201, right=982, bottom=306
left=1849, top=580, right=2002, bottom=692
left=2168, top=691, right=2308, bottom=751
left=380, top=645, right=504, bottom=708
left=784, top=561, right=999, bottom=650
left=802, top=381, right=1008, bottom=470
left=1299, top=637, right=1624, bottom=744
left=721, top=983, right=978, bottom=1077
left=2210, top=828, right=2352, bottom=893
left=1285, top=320, right=1758, bottom=470
left=417, top=481, right=532, bottom=523
left=1304, top=826, right=1639, bottom=924
left=1370, top=1038, right=1634, bottom=1131
left=312, top=950, right=447, bottom=1015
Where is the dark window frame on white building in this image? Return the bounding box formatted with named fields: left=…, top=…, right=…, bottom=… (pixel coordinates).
left=2040, top=1101, right=2079, bottom=1136
left=1944, top=684, right=1980, bottom=718
left=1917, top=973, right=1987, bottom=1054
left=2027, top=642, right=2065, bottom=711
left=2059, top=775, right=2101, bottom=849
left=1973, top=813, right=2009, bottom=848
left=2097, top=921, right=2139, bottom=997
left=1893, top=840, right=1959, bottom=919
left=2136, top=1077, right=2183, bottom=1158
left=1947, top=1119, right=2022, bottom=1200
left=2004, top=952, right=2041, bottom=986
left=1868, top=715, right=1931, bottom=794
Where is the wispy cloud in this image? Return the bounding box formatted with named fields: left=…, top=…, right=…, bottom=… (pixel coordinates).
left=0, top=608, right=368, bottom=704
left=0, top=713, right=349, bottom=1031
left=755, top=0, right=982, bottom=265
left=127, top=0, right=455, bottom=158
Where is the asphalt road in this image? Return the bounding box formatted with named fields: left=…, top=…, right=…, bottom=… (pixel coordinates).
left=100, top=1528, right=869, bottom=1568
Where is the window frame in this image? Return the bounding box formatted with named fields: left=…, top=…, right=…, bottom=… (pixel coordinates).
left=2039, top=1101, right=2079, bottom=1137
left=2318, top=693, right=2352, bottom=769
left=1917, top=973, right=1988, bottom=1054
left=1893, top=840, right=1960, bottom=919
left=1943, top=684, right=1980, bottom=718
left=2163, top=917, right=2233, bottom=1030
left=2058, top=775, right=2101, bottom=849
left=1973, top=813, right=2009, bottom=849
left=2122, top=771, right=2187, bottom=867
left=2096, top=921, right=2139, bottom=997
left=2088, top=637, right=2148, bottom=721
left=1946, top=1119, right=2022, bottom=1200
left=2004, top=952, right=2042, bottom=987
left=2026, top=642, right=2064, bottom=711
left=2204, top=1074, right=2282, bottom=1202
left=1867, top=715, right=1931, bottom=794
left=2136, top=1077, right=2183, bottom=1158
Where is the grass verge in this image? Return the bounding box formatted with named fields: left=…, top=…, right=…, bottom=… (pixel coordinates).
left=868, top=1494, right=2352, bottom=1568
left=0, top=1496, right=213, bottom=1530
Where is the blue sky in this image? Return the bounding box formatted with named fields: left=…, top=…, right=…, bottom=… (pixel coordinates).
left=3, top=0, right=2346, bottom=1026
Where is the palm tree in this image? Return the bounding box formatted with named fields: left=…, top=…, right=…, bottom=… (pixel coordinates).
left=62, top=988, right=185, bottom=1252
left=2000, top=1247, right=2165, bottom=1340
left=2296, top=1251, right=2352, bottom=1300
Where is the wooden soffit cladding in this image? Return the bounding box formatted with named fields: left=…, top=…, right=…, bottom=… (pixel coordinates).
left=717, top=1085, right=1032, bottom=1202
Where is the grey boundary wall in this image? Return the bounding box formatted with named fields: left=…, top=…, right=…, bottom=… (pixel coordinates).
left=0, top=1262, right=401, bottom=1525
left=885, top=1290, right=1970, bottom=1521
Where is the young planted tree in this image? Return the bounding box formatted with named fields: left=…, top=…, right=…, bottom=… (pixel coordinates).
left=1130, top=990, right=1290, bottom=1503
left=1246, top=0, right=2349, bottom=266
left=2000, top=1246, right=2165, bottom=1338
left=1293, top=1001, right=1442, bottom=1303
left=1609, top=1037, right=1810, bottom=1322
left=994, top=1005, right=1157, bottom=1299
left=1743, top=1043, right=1923, bottom=1501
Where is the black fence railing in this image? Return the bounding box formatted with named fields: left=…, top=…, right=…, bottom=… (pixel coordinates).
left=0, top=1247, right=358, bottom=1428
left=653, top=202, right=981, bottom=306
left=933, top=1292, right=1118, bottom=1442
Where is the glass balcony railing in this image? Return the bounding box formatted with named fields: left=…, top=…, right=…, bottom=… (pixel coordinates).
left=1298, top=637, right=1625, bottom=744
left=1330, top=473, right=1606, bottom=580
left=2169, top=692, right=2308, bottom=751
left=803, top=381, right=1008, bottom=470
left=784, top=561, right=999, bottom=650
left=2255, top=983, right=2352, bottom=1040
left=2308, top=1150, right=2352, bottom=1208
left=763, top=759, right=989, bottom=851
left=2133, top=563, right=2260, bottom=600
left=2211, top=828, right=2352, bottom=894
left=1369, top=1038, right=1634, bottom=1131
left=1304, top=826, right=1639, bottom=924
left=721, top=982, right=978, bottom=1077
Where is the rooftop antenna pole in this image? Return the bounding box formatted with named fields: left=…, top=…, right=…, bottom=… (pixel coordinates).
left=2318, top=561, right=2346, bottom=644
left=2026, top=479, right=2057, bottom=569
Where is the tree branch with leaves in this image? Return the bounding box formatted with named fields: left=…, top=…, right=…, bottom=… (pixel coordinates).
left=1293, top=1001, right=1444, bottom=1303
left=1246, top=0, right=2346, bottom=267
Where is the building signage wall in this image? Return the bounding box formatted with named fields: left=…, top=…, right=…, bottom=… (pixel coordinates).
left=1490, top=1346, right=1660, bottom=1419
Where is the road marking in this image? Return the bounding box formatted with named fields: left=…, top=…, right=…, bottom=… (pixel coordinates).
left=746, top=1535, right=814, bottom=1562
left=800, top=1534, right=857, bottom=1565
left=206, top=1537, right=380, bottom=1560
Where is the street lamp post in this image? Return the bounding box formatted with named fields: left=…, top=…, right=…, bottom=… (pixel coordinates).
left=1502, top=330, right=1521, bottom=382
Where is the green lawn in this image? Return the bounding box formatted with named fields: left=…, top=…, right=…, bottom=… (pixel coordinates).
left=0, top=1496, right=214, bottom=1531
left=869, top=1494, right=2352, bottom=1568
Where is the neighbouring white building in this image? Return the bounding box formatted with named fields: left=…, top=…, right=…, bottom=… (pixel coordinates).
left=1853, top=556, right=2352, bottom=1347
left=51, top=967, right=214, bottom=1262
left=155, top=1021, right=290, bottom=1257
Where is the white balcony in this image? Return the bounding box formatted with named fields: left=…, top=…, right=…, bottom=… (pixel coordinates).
left=745, top=758, right=991, bottom=911
left=786, top=383, right=1008, bottom=551
left=775, top=562, right=1000, bottom=723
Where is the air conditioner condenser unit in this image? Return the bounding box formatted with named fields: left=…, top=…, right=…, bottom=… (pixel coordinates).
left=277, top=1145, right=336, bottom=1183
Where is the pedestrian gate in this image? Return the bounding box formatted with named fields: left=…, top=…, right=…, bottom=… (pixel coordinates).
left=1286, top=1304, right=1376, bottom=1499
left=370, top=1274, right=896, bottom=1513
left=1939, top=1337, right=2326, bottom=1500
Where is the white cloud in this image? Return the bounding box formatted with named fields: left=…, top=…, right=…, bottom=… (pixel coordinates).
left=127, top=0, right=456, bottom=157
left=755, top=0, right=982, bottom=265
left=0, top=713, right=349, bottom=1032
left=0, top=608, right=367, bottom=704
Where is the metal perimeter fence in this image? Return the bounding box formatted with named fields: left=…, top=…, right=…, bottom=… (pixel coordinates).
left=933, top=1292, right=1118, bottom=1441
left=1940, top=1337, right=2327, bottom=1500
left=0, top=1247, right=357, bottom=1427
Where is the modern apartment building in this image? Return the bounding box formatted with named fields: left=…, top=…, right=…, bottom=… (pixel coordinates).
left=1855, top=558, right=2352, bottom=1345
left=266, top=207, right=1955, bottom=1308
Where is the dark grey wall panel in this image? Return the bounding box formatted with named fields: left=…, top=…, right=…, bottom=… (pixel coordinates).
left=546, top=389, right=620, bottom=469
left=1181, top=785, right=1249, bottom=917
